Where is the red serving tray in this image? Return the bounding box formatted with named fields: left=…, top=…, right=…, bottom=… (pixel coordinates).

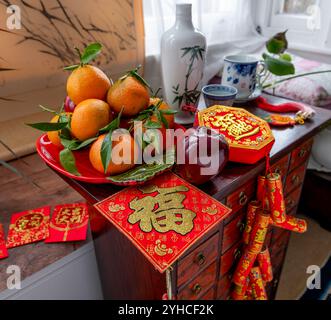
left=36, top=124, right=185, bottom=185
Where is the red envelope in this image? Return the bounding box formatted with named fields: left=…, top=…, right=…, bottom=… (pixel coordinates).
left=0, top=224, right=8, bottom=259
left=95, top=172, right=231, bottom=273
left=6, top=206, right=50, bottom=248
left=45, top=203, right=89, bottom=243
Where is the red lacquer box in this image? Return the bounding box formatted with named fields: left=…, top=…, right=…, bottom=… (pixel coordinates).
left=196, top=106, right=275, bottom=164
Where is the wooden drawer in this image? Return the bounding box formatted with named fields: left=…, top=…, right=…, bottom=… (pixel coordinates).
left=289, top=139, right=313, bottom=172
left=265, top=229, right=273, bottom=248
left=285, top=162, right=307, bottom=195
left=177, top=262, right=217, bottom=300
left=226, top=179, right=255, bottom=214
left=177, top=233, right=219, bottom=287
left=200, top=287, right=215, bottom=300
left=220, top=241, right=242, bottom=277
left=271, top=154, right=290, bottom=181
left=285, top=187, right=302, bottom=212
left=217, top=274, right=232, bottom=300
left=222, top=211, right=245, bottom=253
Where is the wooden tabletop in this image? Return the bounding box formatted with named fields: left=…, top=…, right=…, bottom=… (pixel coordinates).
left=58, top=94, right=331, bottom=204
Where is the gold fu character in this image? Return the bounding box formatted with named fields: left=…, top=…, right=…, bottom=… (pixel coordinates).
left=128, top=185, right=196, bottom=235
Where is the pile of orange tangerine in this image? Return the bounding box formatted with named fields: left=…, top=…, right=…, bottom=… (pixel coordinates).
left=42, top=43, right=175, bottom=176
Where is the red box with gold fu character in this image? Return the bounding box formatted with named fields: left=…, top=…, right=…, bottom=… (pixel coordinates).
left=197, top=105, right=275, bottom=164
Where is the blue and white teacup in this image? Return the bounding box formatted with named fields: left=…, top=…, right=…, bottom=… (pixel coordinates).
left=221, top=55, right=266, bottom=100
left=202, top=84, right=238, bottom=107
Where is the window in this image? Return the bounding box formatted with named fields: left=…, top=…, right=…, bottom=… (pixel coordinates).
left=282, top=0, right=317, bottom=14
left=269, top=0, right=320, bottom=32
left=255, top=0, right=331, bottom=50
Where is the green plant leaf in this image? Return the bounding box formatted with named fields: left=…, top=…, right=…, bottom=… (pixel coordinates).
left=60, top=127, right=72, bottom=140
left=60, top=137, right=97, bottom=150
left=99, top=108, right=123, bottom=133
left=63, top=64, right=79, bottom=71
left=100, top=130, right=113, bottom=174
left=60, top=138, right=77, bottom=149
left=159, top=112, right=169, bottom=129
left=280, top=53, right=292, bottom=62
left=81, top=43, right=102, bottom=64
left=72, top=137, right=98, bottom=150
left=39, top=104, right=58, bottom=114
left=107, top=148, right=175, bottom=184
left=59, top=148, right=80, bottom=176
left=145, top=120, right=162, bottom=129
left=99, top=109, right=124, bottom=173
left=160, top=109, right=177, bottom=115
left=26, top=122, right=68, bottom=131
left=263, top=53, right=295, bottom=76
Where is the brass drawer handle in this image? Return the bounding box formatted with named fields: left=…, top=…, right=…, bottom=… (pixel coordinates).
left=286, top=199, right=295, bottom=207
left=192, top=283, right=202, bottom=295
left=274, top=167, right=281, bottom=174
left=291, top=175, right=300, bottom=185
left=237, top=221, right=245, bottom=232
left=238, top=191, right=248, bottom=206
left=234, top=248, right=242, bottom=259
left=299, top=149, right=307, bottom=158
left=195, top=252, right=206, bottom=266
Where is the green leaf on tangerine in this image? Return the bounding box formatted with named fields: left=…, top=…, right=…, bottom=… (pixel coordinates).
left=160, top=109, right=177, bottom=115
left=100, top=130, right=113, bottom=173
left=63, top=64, right=80, bottom=71
left=145, top=120, right=162, bottom=129
left=80, top=42, right=102, bottom=65
left=99, top=108, right=123, bottom=133
left=26, top=122, right=68, bottom=132
left=107, top=148, right=175, bottom=184
left=59, top=148, right=80, bottom=176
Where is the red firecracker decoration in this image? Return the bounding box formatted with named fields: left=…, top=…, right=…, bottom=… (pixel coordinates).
left=257, top=247, right=273, bottom=282
left=249, top=267, right=268, bottom=300
left=230, top=165, right=308, bottom=300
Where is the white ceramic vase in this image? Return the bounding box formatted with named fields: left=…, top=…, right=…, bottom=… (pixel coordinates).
left=160, top=4, right=206, bottom=124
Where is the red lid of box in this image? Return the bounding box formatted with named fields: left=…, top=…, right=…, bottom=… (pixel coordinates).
left=197, top=105, right=275, bottom=164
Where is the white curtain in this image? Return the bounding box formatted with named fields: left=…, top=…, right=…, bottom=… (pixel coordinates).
left=143, top=0, right=265, bottom=90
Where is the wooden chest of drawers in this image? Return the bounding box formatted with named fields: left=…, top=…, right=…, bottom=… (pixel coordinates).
left=58, top=99, right=331, bottom=300
left=173, top=138, right=313, bottom=300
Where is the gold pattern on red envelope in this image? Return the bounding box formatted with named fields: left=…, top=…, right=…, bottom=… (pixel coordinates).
left=46, top=203, right=89, bottom=243
left=0, top=224, right=8, bottom=259
left=6, top=207, right=50, bottom=248
left=94, top=172, right=231, bottom=273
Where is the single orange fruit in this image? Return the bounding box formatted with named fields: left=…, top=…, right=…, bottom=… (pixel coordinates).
left=71, top=99, right=111, bottom=141
left=47, top=113, right=72, bottom=147
left=89, top=131, right=138, bottom=175
left=107, top=76, right=150, bottom=117
left=149, top=98, right=175, bottom=129
left=66, top=65, right=111, bottom=105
